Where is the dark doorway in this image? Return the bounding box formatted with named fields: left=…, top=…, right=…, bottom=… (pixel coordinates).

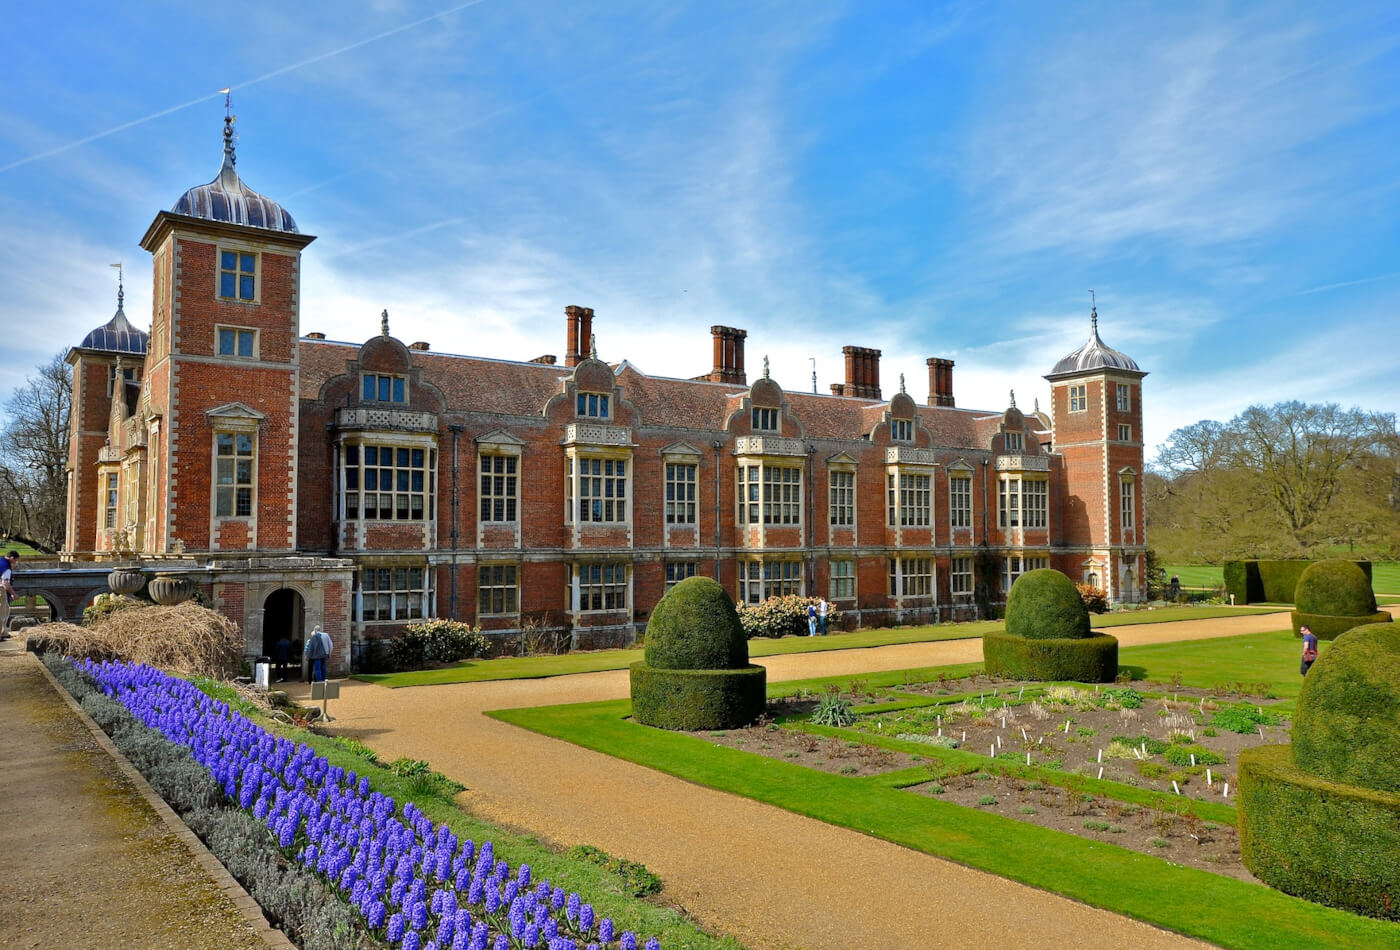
left=263, top=588, right=305, bottom=666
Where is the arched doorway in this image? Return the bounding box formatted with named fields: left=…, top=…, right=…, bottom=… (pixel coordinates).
left=262, top=588, right=305, bottom=671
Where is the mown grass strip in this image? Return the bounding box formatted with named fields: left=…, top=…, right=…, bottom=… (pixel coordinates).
left=491, top=698, right=1400, bottom=950
left=355, top=606, right=1282, bottom=688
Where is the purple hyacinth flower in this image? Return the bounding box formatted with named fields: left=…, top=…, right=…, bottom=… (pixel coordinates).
left=411, top=900, right=428, bottom=931
left=368, top=900, right=387, bottom=929
left=493, top=936, right=508, bottom=950
left=621, top=933, right=637, bottom=950
left=387, top=912, right=406, bottom=942
left=518, top=864, right=531, bottom=888
left=402, top=931, right=420, bottom=950
left=524, top=923, right=540, bottom=948
left=598, top=919, right=614, bottom=943
left=645, top=940, right=660, bottom=950
left=579, top=905, right=593, bottom=933
left=566, top=892, right=581, bottom=924
left=552, top=887, right=566, bottom=910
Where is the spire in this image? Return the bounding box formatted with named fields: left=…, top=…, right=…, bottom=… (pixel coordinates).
left=763, top=354, right=770, bottom=379
left=1088, top=289, right=1098, bottom=335
left=381, top=309, right=390, bottom=337
left=217, top=88, right=238, bottom=189
left=110, top=262, right=124, bottom=315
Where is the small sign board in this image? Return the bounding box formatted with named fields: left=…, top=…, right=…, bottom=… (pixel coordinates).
left=311, top=681, right=340, bottom=700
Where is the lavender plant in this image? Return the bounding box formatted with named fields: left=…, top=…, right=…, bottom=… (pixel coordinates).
left=77, top=658, right=662, bottom=950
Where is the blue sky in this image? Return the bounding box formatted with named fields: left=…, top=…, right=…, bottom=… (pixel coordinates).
left=3, top=1, right=1397, bottom=454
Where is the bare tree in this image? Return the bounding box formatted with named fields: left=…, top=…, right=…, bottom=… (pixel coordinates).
left=1, top=351, right=71, bottom=551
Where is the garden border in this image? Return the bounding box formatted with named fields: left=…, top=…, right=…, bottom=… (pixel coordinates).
left=32, top=653, right=293, bottom=950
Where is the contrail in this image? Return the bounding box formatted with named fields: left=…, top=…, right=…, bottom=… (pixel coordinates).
left=0, top=0, right=488, bottom=174
left=1290, top=270, right=1400, bottom=297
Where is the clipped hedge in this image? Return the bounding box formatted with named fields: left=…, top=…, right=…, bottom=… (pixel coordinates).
left=1289, top=609, right=1391, bottom=640
left=1005, top=569, right=1090, bottom=640
left=629, top=664, right=767, bottom=730
left=1292, top=621, right=1400, bottom=792
left=982, top=630, right=1119, bottom=683
left=1295, top=559, right=1379, bottom=616
left=1239, top=743, right=1400, bottom=920
left=644, top=576, right=747, bottom=670
left=1224, top=559, right=1373, bottom=605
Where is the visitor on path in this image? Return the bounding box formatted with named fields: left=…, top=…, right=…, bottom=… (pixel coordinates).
left=304, top=624, right=333, bottom=682
left=818, top=598, right=829, bottom=635
left=807, top=602, right=818, bottom=637
left=1300, top=625, right=1319, bottom=676
left=275, top=633, right=292, bottom=682
left=0, top=551, right=18, bottom=639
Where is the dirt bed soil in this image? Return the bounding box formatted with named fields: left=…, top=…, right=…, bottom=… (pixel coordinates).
left=910, top=774, right=1249, bottom=880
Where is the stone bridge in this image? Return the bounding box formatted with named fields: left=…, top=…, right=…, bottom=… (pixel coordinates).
left=9, top=561, right=115, bottom=624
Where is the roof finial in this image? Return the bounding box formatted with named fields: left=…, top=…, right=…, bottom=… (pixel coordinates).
left=381, top=308, right=390, bottom=337
left=899, top=372, right=906, bottom=395
left=110, top=262, right=124, bottom=313
left=1009, top=389, right=1017, bottom=409
left=763, top=354, right=770, bottom=379
left=219, top=88, right=236, bottom=168
left=589, top=333, right=597, bottom=360
left=1088, top=289, right=1098, bottom=333
left=1034, top=396, right=1041, bottom=413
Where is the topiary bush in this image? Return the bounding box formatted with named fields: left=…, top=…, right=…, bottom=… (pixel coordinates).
left=1240, top=621, right=1400, bottom=918
left=631, top=577, right=765, bottom=730
left=1289, top=559, right=1388, bottom=639
left=985, top=569, right=1116, bottom=682
left=1225, top=559, right=1374, bottom=605
left=644, top=576, right=747, bottom=669
left=1005, top=569, right=1091, bottom=640
left=1292, top=621, right=1400, bottom=792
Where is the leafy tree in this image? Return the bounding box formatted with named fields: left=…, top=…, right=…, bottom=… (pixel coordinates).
left=1, top=351, right=71, bottom=552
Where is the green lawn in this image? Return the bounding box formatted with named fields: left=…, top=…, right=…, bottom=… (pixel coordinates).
left=356, top=605, right=1283, bottom=688
left=0, top=539, right=49, bottom=557
left=1166, top=561, right=1400, bottom=594
left=492, top=629, right=1400, bottom=950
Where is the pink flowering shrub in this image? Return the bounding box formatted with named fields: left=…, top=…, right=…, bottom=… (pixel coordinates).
left=736, top=596, right=841, bottom=639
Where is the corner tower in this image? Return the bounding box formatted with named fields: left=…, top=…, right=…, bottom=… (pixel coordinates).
left=138, top=109, right=315, bottom=554
left=1044, top=305, right=1147, bottom=603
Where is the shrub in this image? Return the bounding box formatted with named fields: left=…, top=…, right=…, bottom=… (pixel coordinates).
left=1225, top=559, right=1373, bottom=605
left=809, top=695, right=857, bottom=728
left=1292, top=622, right=1400, bottom=793
left=630, top=664, right=767, bottom=730
left=976, top=795, right=997, bottom=806
left=380, top=619, right=486, bottom=671
left=1076, top=583, right=1110, bottom=614
left=565, top=845, right=663, bottom=898
left=1294, top=559, right=1378, bottom=617
left=1240, top=743, right=1400, bottom=919
left=1083, top=819, right=1110, bottom=831
left=644, top=576, right=747, bottom=670
left=1212, top=703, right=1281, bottom=734
left=735, top=595, right=841, bottom=639
left=1289, top=610, right=1391, bottom=640
left=82, top=592, right=145, bottom=625
left=1006, top=569, right=1091, bottom=640
left=982, top=630, right=1118, bottom=683
left=1164, top=744, right=1225, bottom=767
left=1100, top=687, right=1144, bottom=709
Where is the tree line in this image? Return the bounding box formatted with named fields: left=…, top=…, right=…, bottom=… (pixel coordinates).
left=1, top=351, right=70, bottom=553
left=1147, top=401, right=1400, bottom=564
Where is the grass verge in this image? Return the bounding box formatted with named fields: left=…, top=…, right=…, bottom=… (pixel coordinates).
left=356, top=605, right=1283, bottom=688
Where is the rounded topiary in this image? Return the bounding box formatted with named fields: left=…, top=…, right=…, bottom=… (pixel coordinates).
left=985, top=569, right=1116, bottom=682
left=1290, top=558, right=1388, bottom=639
left=1295, top=559, right=1378, bottom=617
left=631, top=577, right=765, bottom=730
left=1292, top=621, right=1400, bottom=792
left=643, top=576, right=748, bottom=670
left=1005, top=569, right=1091, bottom=640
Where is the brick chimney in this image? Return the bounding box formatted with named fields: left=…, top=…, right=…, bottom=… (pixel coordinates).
left=564, top=306, right=594, bottom=367
left=926, top=357, right=955, bottom=407
left=530, top=354, right=558, bottom=365
left=706, top=326, right=747, bottom=384
left=831, top=346, right=881, bottom=398
left=409, top=341, right=430, bottom=351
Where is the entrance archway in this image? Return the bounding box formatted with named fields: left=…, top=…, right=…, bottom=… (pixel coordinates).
left=262, top=588, right=305, bottom=666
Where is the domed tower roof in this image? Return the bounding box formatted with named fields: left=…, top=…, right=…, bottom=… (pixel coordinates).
left=171, top=112, right=298, bottom=233
left=78, top=270, right=148, bottom=355
left=1045, top=306, right=1144, bottom=380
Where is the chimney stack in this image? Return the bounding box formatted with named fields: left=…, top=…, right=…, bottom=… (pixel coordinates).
left=831, top=346, right=881, bottom=399
left=530, top=354, right=557, bottom=365
left=409, top=341, right=430, bottom=351
left=706, top=326, right=747, bottom=384
left=564, top=306, right=595, bottom=367
left=926, top=357, right=955, bottom=407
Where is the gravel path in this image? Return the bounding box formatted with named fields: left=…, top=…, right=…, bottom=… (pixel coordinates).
left=315, top=616, right=1300, bottom=950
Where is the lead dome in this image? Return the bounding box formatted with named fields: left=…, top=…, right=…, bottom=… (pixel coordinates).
left=1047, top=306, right=1140, bottom=379
left=78, top=277, right=147, bottom=355
left=172, top=114, right=298, bottom=233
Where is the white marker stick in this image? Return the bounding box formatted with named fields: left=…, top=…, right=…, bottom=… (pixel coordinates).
left=1190, top=753, right=1196, bottom=766
left=1224, top=782, right=1229, bottom=797
left=1206, top=768, right=1213, bottom=785
left=1098, top=766, right=1104, bottom=780
left=1172, top=781, right=1181, bottom=795
left=991, top=744, right=996, bottom=757
left=1097, top=748, right=1103, bottom=763
left=1026, top=752, right=1031, bottom=765
left=1021, top=727, right=1028, bottom=741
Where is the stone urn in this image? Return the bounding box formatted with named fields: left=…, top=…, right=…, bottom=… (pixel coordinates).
left=148, top=574, right=195, bottom=606
left=107, top=569, right=146, bottom=596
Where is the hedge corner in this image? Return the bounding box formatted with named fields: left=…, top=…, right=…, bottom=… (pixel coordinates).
left=629, top=663, right=767, bottom=731
left=982, top=629, right=1118, bottom=683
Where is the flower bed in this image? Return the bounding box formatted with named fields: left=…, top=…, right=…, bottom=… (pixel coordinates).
left=76, top=657, right=661, bottom=950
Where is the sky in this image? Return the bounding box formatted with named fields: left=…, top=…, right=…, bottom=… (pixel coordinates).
left=3, top=1, right=1397, bottom=457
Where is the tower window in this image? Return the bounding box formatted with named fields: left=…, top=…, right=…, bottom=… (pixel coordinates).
left=1116, top=384, right=1131, bottom=412
left=1069, top=384, right=1087, bottom=412
left=219, top=250, right=257, bottom=301
left=214, top=431, right=255, bottom=518
left=363, top=374, right=407, bottom=403
left=1005, top=431, right=1023, bottom=453
left=217, top=327, right=256, bottom=358
left=891, top=419, right=913, bottom=442
left=751, top=407, right=779, bottom=431
left=577, top=392, right=610, bottom=418
left=1118, top=424, right=1132, bottom=442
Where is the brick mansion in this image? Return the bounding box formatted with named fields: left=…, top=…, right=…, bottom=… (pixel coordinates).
left=63, top=116, right=1148, bottom=673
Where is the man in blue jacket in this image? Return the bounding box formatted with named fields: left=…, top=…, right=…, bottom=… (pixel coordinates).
left=304, top=624, right=333, bottom=682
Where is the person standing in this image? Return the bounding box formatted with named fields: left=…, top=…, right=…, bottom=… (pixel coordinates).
left=304, top=624, right=333, bottom=682
left=1300, top=625, right=1319, bottom=677
left=275, top=633, right=292, bottom=682
left=0, top=551, right=18, bottom=639
left=818, top=598, right=829, bottom=636
left=806, top=601, right=818, bottom=637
